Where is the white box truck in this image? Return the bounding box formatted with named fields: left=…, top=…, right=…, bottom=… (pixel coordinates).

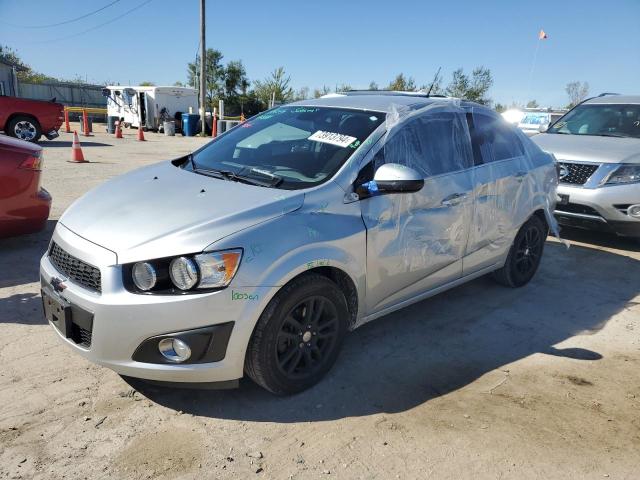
left=104, top=85, right=199, bottom=131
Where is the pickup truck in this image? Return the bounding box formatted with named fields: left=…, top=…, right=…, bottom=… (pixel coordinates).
left=0, top=96, right=64, bottom=142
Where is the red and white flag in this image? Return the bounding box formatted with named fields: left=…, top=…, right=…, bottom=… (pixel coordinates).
left=539, top=29, right=548, bottom=40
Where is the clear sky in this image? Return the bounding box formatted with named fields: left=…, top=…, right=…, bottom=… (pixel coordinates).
left=1, top=0, right=638, bottom=108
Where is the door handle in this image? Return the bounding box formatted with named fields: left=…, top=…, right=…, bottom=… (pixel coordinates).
left=514, top=171, right=527, bottom=182
left=441, top=193, right=467, bottom=207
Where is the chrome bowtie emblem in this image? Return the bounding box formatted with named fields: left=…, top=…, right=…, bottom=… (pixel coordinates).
left=51, top=277, right=67, bottom=293
left=558, top=165, right=569, bottom=180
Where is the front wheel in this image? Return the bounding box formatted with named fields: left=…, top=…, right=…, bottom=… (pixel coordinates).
left=492, top=215, right=546, bottom=288
left=245, top=274, right=349, bottom=395
left=7, top=115, right=42, bottom=142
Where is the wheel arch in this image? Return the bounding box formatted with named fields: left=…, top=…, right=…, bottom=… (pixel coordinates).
left=5, top=112, right=41, bottom=131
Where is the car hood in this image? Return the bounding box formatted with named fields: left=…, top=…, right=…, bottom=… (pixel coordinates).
left=532, top=133, right=640, bottom=164
left=60, top=161, right=304, bottom=264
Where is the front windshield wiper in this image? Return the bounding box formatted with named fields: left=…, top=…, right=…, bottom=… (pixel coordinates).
left=594, top=132, right=631, bottom=138
left=194, top=167, right=282, bottom=188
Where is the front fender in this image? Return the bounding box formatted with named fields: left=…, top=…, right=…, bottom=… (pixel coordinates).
left=207, top=193, right=367, bottom=322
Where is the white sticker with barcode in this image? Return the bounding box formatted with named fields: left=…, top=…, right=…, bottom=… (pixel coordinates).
left=308, top=130, right=357, bottom=148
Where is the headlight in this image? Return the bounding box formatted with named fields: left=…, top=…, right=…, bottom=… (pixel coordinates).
left=169, top=256, right=199, bottom=290
left=604, top=164, right=640, bottom=185
left=126, top=249, right=243, bottom=294
left=195, top=249, right=242, bottom=288
left=132, top=262, right=157, bottom=291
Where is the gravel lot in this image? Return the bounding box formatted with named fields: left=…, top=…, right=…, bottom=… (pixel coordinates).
left=1, top=125, right=639, bottom=479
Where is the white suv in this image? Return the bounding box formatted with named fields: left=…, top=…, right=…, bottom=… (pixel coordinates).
left=533, top=94, right=640, bottom=239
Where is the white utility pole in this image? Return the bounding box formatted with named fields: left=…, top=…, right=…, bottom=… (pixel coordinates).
left=199, top=0, right=206, bottom=136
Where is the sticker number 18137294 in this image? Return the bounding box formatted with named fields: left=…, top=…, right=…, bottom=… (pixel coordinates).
left=308, top=130, right=357, bottom=148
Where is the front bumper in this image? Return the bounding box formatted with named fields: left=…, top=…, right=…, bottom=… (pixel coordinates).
left=40, top=224, right=277, bottom=383
left=555, top=182, right=640, bottom=237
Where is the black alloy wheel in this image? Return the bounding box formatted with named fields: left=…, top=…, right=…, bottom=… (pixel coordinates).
left=245, top=273, right=348, bottom=395
left=275, top=296, right=340, bottom=379
left=492, top=215, right=547, bottom=288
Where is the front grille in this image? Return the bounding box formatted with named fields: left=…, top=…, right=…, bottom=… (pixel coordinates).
left=557, top=162, right=600, bottom=185
left=49, top=242, right=102, bottom=293
left=70, top=323, right=92, bottom=348
left=556, top=202, right=602, bottom=217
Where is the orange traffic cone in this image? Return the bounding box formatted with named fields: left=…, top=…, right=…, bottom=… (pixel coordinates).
left=137, top=125, right=146, bottom=142
left=115, top=121, right=123, bottom=138
left=68, top=131, right=88, bottom=163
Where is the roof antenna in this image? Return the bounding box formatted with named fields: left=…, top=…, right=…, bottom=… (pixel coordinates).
left=425, top=67, right=442, bottom=97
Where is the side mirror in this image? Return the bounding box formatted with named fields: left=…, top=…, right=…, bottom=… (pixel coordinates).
left=101, top=88, right=111, bottom=97
left=358, top=163, right=424, bottom=197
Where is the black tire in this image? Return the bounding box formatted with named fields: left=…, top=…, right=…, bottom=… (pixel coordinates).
left=245, top=273, right=349, bottom=395
left=492, top=215, right=546, bottom=288
left=7, top=115, right=42, bottom=142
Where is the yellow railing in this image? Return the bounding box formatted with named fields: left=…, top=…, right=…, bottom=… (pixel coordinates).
left=64, top=106, right=108, bottom=115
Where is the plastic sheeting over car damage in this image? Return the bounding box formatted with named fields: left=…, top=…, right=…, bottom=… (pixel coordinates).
left=354, top=99, right=562, bottom=314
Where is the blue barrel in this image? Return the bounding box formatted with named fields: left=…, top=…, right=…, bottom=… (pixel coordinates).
left=181, top=113, right=200, bottom=136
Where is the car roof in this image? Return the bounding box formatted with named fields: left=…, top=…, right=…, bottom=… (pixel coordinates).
left=0, top=133, right=42, bottom=153
left=288, top=92, right=483, bottom=114
left=584, top=95, right=640, bottom=105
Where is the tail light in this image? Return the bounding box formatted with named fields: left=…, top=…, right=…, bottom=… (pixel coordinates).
left=19, top=151, right=43, bottom=171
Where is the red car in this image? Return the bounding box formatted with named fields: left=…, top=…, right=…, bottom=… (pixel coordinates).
left=0, top=96, right=64, bottom=143
left=0, top=135, right=51, bottom=238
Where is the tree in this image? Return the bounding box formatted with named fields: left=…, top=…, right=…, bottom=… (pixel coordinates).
left=140, top=81, right=155, bottom=86
left=313, top=85, right=331, bottom=98
left=494, top=103, right=506, bottom=113
left=526, top=100, right=539, bottom=108
left=334, top=83, right=352, bottom=93
left=368, top=81, right=379, bottom=91
left=252, top=67, right=294, bottom=107
left=445, top=67, right=493, bottom=104
left=294, top=86, right=310, bottom=101
left=173, top=81, right=185, bottom=87
left=387, top=73, right=416, bottom=91
left=565, top=81, right=589, bottom=108
left=187, top=48, right=225, bottom=109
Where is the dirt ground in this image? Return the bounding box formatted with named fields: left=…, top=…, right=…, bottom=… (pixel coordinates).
left=1, top=124, right=639, bottom=480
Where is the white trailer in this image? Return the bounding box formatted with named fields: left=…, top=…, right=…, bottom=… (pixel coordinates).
left=104, top=85, right=199, bottom=131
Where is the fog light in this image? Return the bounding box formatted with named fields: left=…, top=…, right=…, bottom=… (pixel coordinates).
left=158, top=338, right=191, bottom=363
left=628, top=204, right=640, bottom=219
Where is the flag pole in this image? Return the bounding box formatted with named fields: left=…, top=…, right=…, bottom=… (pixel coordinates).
left=526, top=38, right=541, bottom=105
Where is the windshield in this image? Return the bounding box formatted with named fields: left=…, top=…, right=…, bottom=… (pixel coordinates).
left=520, top=113, right=549, bottom=125
left=188, top=106, right=385, bottom=189
left=548, top=103, right=640, bottom=138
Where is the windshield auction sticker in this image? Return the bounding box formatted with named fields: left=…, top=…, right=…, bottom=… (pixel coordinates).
left=308, top=130, right=357, bottom=148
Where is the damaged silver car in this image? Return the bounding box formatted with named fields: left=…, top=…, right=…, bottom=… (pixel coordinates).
left=40, top=92, right=558, bottom=395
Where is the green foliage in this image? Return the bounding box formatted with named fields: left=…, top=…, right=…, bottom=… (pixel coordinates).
left=334, top=83, right=352, bottom=93
left=494, top=103, right=506, bottom=113
left=386, top=73, right=416, bottom=91
left=445, top=67, right=493, bottom=104
left=173, top=81, right=185, bottom=87
left=368, top=81, right=379, bottom=91
left=252, top=67, right=294, bottom=107
left=139, top=81, right=156, bottom=86
left=526, top=100, right=539, bottom=108
left=188, top=48, right=225, bottom=106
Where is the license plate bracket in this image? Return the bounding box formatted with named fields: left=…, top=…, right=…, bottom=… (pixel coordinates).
left=42, top=286, right=72, bottom=337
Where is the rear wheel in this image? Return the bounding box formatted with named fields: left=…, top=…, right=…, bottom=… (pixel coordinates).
left=492, top=215, right=546, bottom=288
left=245, top=274, right=348, bottom=395
left=7, top=115, right=42, bottom=142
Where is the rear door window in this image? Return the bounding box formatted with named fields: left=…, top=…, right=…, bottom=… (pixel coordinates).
left=470, top=113, right=524, bottom=164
